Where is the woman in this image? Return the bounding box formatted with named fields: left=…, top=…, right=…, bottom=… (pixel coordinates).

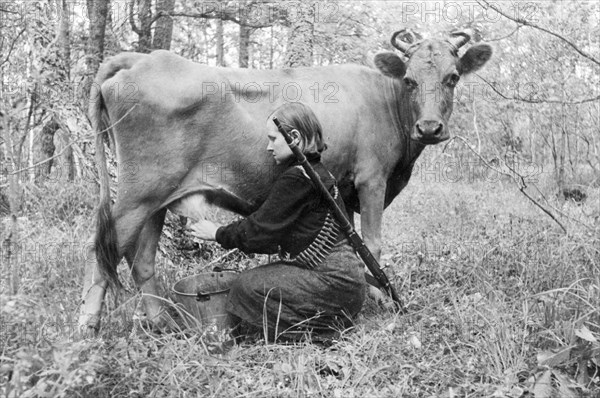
left=189, top=102, right=365, bottom=342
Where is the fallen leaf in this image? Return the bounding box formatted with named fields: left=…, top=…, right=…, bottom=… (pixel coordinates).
left=574, top=325, right=597, bottom=343
left=508, top=385, right=524, bottom=397
left=383, top=322, right=396, bottom=333
left=409, top=333, right=422, bottom=349
left=66, top=116, right=79, bottom=132
left=537, top=346, right=572, bottom=367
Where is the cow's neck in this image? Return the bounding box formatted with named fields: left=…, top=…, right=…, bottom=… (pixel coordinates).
left=388, top=78, right=426, bottom=169
left=381, top=78, right=426, bottom=207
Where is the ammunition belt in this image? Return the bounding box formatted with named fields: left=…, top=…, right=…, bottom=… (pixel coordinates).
left=280, top=185, right=342, bottom=269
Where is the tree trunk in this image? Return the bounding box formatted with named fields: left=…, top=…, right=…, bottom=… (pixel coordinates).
left=238, top=1, right=251, bottom=68
left=131, top=0, right=153, bottom=53
left=557, top=125, right=566, bottom=191
left=28, top=121, right=34, bottom=183
left=284, top=3, right=314, bottom=67
left=37, top=0, right=72, bottom=183
left=86, top=0, right=109, bottom=78
left=202, top=21, right=209, bottom=64
left=152, top=0, right=175, bottom=50
left=269, top=26, right=274, bottom=69
left=64, top=139, right=76, bottom=181
left=57, top=0, right=71, bottom=80
left=83, top=0, right=109, bottom=110
left=58, top=0, right=75, bottom=181
left=37, top=119, right=59, bottom=182
left=1, top=116, right=21, bottom=294
left=530, top=127, right=535, bottom=165
left=216, top=18, right=224, bottom=66
left=238, top=24, right=251, bottom=68
left=551, top=117, right=566, bottom=200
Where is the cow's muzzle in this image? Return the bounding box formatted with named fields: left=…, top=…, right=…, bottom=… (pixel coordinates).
left=412, top=119, right=449, bottom=144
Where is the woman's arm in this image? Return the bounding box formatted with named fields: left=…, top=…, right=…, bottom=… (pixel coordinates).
left=213, top=170, right=313, bottom=254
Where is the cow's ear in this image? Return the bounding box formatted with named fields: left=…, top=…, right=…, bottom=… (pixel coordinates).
left=374, top=52, right=406, bottom=79
left=458, top=44, right=492, bottom=75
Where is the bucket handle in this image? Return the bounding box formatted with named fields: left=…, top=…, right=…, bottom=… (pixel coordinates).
left=196, top=292, right=211, bottom=302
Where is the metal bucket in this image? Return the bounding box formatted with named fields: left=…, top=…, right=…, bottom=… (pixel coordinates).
left=172, top=271, right=238, bottom=329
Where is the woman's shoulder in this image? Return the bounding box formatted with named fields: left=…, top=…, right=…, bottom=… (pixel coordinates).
left=269, top=165, right=313, bottom=194
left=280, top=164, right=311, bottom=181
left=279, top=162, right=335, bottom=191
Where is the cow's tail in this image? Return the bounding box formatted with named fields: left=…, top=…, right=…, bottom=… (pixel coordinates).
left=90, top=76, right=122, bottom=289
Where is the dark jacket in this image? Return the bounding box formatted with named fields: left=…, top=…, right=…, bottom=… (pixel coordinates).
left=216, top=156, right=346, bottom=258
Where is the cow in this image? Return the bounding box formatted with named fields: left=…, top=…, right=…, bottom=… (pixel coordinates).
left=79, top=29, right=492, bottom=333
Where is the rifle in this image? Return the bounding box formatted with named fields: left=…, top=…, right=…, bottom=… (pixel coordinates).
left=272, top=116, right=405, bottom=313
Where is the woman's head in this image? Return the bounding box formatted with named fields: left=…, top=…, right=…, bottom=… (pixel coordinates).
left=266, top=102, right=326, bottom=164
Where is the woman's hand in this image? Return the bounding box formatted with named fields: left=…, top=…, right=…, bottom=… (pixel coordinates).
left=188, top=220, right=220, bottom=241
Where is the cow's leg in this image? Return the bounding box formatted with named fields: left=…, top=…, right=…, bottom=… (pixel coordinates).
left=124, top=209, right=167, bottom=327
left=356, top=179, right=390, bottom=305
left=79, top=205, right=152, bottom=334
left=357, top=181, right=384, bottom=261
left=79, top=242, right=108, bottom=335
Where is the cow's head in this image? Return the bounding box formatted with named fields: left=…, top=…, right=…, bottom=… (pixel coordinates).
left=375, top=29, right=492, bottom=144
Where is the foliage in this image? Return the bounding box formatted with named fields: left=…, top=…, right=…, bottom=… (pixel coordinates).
left=1, top=1, right=599, bottom=397
left=2, top=174, right=599, bottom=397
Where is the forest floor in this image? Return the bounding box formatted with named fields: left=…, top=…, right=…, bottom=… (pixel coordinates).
left=1, top=164, right=599, bottom=397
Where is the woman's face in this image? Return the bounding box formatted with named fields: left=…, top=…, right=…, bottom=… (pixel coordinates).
left=266, top=120, right=294, bottom=164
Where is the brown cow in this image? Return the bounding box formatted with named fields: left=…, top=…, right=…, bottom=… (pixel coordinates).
left=79, top=29, right=492, bottom=333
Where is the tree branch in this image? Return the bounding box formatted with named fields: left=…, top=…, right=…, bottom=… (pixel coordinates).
left=448, top=135, right=568, bottom=233
left=18, top=84, right=38, bottom=157
left=476, top=74, right=600, bottom=105
left=167, top=11, right=272, bottom=29
left=8, top=137, right=75, bottom=176
left=0, top=27, right=26, bottom=67
left=485, top=26, right=522, bottom=42
left=129, top=0, right=141, bottom=35
left=477, top=0, right=600, bottom=66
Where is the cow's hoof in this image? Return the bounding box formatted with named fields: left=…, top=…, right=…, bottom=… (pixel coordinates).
left=77, top=314, right=100, bottom=339
left=75, top=324, right=99, bottom=340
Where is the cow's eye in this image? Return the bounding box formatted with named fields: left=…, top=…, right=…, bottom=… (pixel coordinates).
left=446, top=73, right=460, bottom=87
left=403, top=77, right=418, bottom=89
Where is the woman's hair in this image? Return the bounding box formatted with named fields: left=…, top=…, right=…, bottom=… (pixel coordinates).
left=269, top=102, right=327, bottom=155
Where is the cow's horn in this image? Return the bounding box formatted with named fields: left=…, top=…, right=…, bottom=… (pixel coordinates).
left=448, top=29, right=473, bottom=50
left=391, top=29, right=421, bottom=53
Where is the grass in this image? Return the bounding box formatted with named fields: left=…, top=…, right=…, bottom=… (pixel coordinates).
left=1, top=163, right=599, bottom=397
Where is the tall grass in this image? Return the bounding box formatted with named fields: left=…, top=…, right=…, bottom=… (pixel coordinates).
left=1, top=168, right=598, bottom=397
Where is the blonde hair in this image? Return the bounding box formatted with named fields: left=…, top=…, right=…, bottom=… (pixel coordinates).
left=269, top=102, right=326, bottom=156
